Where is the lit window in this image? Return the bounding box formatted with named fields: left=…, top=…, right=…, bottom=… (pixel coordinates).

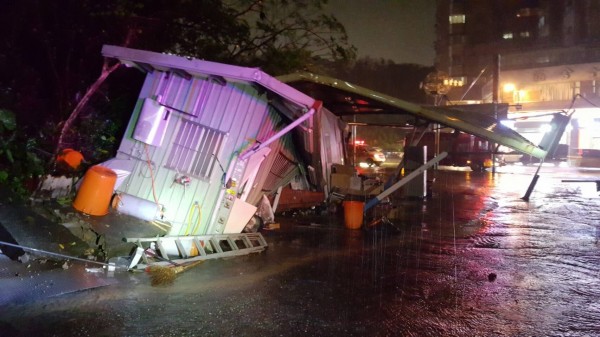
left=503, top=33, right=514, bottom=39
left=520, top=31, right=530, bottom=38
left=449, top=14, right=466, bottom=24
left=447, top=76, right=466, bottom=87
left=165, top=119, right=226, bottom=179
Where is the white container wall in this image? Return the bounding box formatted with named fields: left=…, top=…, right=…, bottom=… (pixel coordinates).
left=113, top=71, right=273, bottom=235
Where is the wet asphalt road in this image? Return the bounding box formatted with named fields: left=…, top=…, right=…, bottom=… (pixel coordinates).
left=1, top=164, right=599, bottom=336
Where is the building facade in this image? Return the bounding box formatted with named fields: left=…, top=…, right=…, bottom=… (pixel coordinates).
left=435, top=0, right=600, bottom=162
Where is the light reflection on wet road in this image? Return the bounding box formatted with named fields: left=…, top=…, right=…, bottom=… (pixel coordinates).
left=1, top=166, right=599, bottom=336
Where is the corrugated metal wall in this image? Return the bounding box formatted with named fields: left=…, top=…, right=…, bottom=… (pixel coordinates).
left=244, top=107, right=346, bottom=206
left=113, top=70, right=276, bottom=235
left=319, top=108, right=347, bottom=190
left=244, top=108, right=309, bottom=205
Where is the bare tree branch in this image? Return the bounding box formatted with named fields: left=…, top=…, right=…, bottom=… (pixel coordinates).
left=51, top=28, right=137, bottom=169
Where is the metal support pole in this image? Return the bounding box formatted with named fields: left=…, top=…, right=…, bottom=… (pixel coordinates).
left=0, top=240, right=109, bottom=267
left=492, top=54, right=501, bottom=174
left=493, top=54, right=500, bottom=105
left=239, top=108, right=315, bottom=160
left=523, top=113, right=571, bottom=201
left=272, top=186, right=283, bottom=213
left=522, top=158, right=544, bottom=201
left=364, top=152, right=448, bottom=212
left=386, top=124, right=429, bottom=189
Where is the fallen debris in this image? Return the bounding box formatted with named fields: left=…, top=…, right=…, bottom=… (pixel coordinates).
left=147, top=260, right=205, bottom=287
left=263, top=223, right=280, bottom=230
left=0, top=240, right=110, bottom=269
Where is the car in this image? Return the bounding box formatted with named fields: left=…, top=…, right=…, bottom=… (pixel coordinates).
left=349, top=145, right=386, bottom=166
left=496, top=150, right=523, bottom=165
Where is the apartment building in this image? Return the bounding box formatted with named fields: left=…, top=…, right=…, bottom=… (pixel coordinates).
left=435, top=0, right=600, bottom=160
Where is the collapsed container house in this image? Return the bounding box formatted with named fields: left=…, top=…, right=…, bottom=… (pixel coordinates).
left=98, top=45, right=345, bottom=236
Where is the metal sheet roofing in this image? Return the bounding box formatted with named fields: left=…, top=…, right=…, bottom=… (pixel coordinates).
left=278, top=72, right=547, bottom=159
left=102, top=45, right=317, bottom=117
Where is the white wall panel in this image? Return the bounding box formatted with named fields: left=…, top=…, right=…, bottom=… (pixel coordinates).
left=113, top=70, right=276, bottom=234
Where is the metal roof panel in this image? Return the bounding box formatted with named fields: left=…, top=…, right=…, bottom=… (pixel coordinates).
left=102, top=45, right=316, bottom=113
left=279, top=72, right=547, bottom=158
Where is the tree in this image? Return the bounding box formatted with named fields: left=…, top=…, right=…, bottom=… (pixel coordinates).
left=336, top=57, right=435, bottom=103
left=224, top=0, right=356, bottom=74
left=0, top=109, right=44, bottom=200
left=0, top=0, right=356, bottom=177
left=328, top=57, right=436, bottom=151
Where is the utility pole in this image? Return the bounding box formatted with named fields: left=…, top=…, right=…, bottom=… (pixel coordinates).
left=421, top=71, right=452, bottom=170
left=492, top=54, right=501, bottom=174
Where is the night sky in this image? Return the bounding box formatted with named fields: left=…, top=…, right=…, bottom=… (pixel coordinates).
left=326, top=0, right=436, bottom=66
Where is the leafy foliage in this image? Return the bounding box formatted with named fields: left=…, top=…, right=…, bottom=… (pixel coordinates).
left=336, top=57, right=435, bottom=103
left=0, top=109, right=17, bottom=164
left=224, top=0, right=356, bottom=73
left=0, top=0, right=356, bottom=200
left=0, top=109, right=44, bottom=201
left=0, top=0, right=355, bottom=155
left=329, top=57, right=436, bottom=151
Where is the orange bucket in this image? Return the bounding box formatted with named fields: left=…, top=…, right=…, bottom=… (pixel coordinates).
left=73, top=165, right=117, bottom=216
left=343, top=201, right=364, bottom=229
